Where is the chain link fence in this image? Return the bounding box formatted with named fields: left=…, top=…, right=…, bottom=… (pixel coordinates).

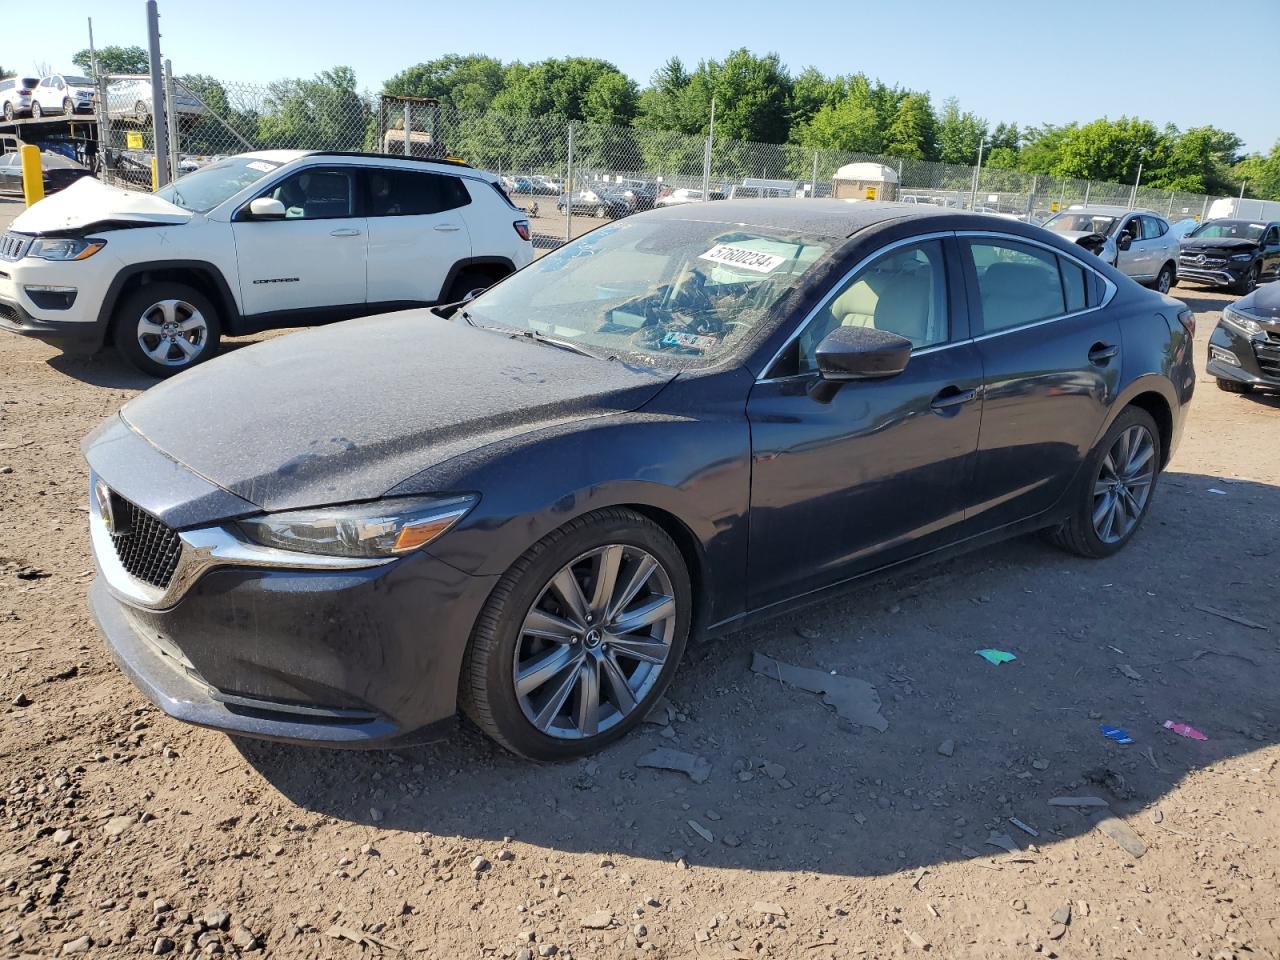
left=95, top=74, right=1236, bottom=250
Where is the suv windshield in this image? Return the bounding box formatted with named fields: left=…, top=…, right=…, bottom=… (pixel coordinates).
left=465, top=218, right=830, bottom=368
left=155, top=156, right=282, bottom=213
left=1043, top=213, right=1119, bottom=236
left=64, top=76, right=92, bottom=86
left=1189, top=220, right=1266, bottom=241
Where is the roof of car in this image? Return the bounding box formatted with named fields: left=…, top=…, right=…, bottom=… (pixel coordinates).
left=238, top=150, right=478, bottom=174
left=1065, top=205, right=1158, bottom=216
left=640, top=198, right=948, bottom=239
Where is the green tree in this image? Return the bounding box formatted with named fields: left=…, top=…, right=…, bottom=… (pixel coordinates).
left=382, top=55, right=505, bottom=113
left=257, top=66, right=368, bottom=151
left=884, top=93, right=937, bottom=160
left=0, top=67, right=12, bottom=80
left=1053, top=116, right=1165, bottom=183
left=1017, top=123, right=1074, bottom=174
left=491, top=57, right=637, bottom=126
left=1146, top=125, right=1242, bottom=193
left=989, top=121, right=1021, bottom=152
left=792, top=95, right=883, bottom=154
left=984, top=146, right=1020, bottom=170
left=936, top=98, right=987, bottom=165
left=789, top=67, right=846, bottom=130
left=681, top=49, right=793, bottom=144
left=71, top=45, right=149, bottom=76
left=1232, top=143, right=1280, bottom=200
left=637, top=57, right=695, bottom=132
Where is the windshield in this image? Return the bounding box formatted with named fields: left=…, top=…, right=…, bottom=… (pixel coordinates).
left=155, top=156, right=282, bottom=213
left=1189, top=220, right=1266, bottom=241
left=466, top=218, right=831, bottom=368
left=1043, top=213, right=1118, bottom=236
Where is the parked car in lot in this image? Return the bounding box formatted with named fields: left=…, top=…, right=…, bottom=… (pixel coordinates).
left=81, top=201, right=1195, bottom=756
left=0, top=76, right=42, bottom=121
left=0, top=150, right=532, bottom=376
left=1178, top=218, right=1280, bottom=294
left=30, top=74, right=96, bottom=118
left=105, top=75, right=205, bottom=125
left=557, top=186, right=630, bottom=218
left=1041, top=206, right=1180, bottom=293
left=0, top=150, right=93, bottom=195
left=1207, top=280, right=1280, bottom=393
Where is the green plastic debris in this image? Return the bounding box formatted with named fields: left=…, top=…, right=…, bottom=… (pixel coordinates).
left=975, top=649, right=1017, bottom=665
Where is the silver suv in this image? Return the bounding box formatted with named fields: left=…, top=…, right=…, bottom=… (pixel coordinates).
left=1042, top=206, right=1180, bottom=293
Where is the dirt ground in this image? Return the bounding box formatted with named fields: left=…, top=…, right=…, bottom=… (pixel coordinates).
left=2, top=203, right=1279, bottom=959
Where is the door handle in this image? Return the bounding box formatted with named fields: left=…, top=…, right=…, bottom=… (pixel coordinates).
left=1088, top=342, right=1119, bottom=365
left=433, top=224, right=462, bottom=232
left=329, top=228, right=361, bottom=237
left=930, top=386, right=978, bottom=411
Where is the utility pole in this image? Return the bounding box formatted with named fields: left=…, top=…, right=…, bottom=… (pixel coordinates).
left=969, top=138, right=985, bottom=211
left=145, top=0, right=169, bottom=187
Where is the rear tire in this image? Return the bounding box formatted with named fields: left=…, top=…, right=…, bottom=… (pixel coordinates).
left=595, top=204, right=606, bottom=219
left=3, top=103, right=13, bottom=121
left=135, top=100, right=151, bottom=126
left=1154, top=262, right=1174, bottom=295
left=113, top=281, right=221, bottom=378
left=1216, top=378, right=1253, bottom=394
left=31, top=101, right=43, bottom=119
left=459, top=508, right=691, bottom=760
left=1047, top=406, right=1161, bottom=559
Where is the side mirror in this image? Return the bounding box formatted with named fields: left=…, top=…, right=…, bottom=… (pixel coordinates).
left=245, top=196, right=286, bottom=221
left=807, top=325, right=912, bottom=403
left=1116, top=232, right=1133, bottom=251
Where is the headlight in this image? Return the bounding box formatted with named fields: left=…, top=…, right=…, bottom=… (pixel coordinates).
left=1222, top=306, right=1263, bottom=338
left=29, top=238, right=106, bottom=261
left=1230, top=253, right=1253, bottom=262
left=237, top=495, right=477, bottom=559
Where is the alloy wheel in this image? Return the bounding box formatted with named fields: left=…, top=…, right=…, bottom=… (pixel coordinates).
left=136, top=299, right=209, bottom=367
left=1092, top=424, right=1156, bottom=544
left=513, top=544, right=676, bottom=740
left=1156, top=267, right=1172, bottom=294
left=31, top=102, right=42, bottom=119
left=3, top=104, right=12, bottom=121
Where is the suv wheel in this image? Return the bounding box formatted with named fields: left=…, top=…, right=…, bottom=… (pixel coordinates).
left=459, top=508, right=691, bottom=760
left=31, top=101, right=42, bottom=119
left=3, top=103, right=13, bottom=121
left=62, top=97, right=73, bottom=114
left=113, top=281, right=221, bottom=378
left=1234, top=264, right=1260, bottom=295
left=135, top=100, right=151, bottom=125
left=1154, top=263, right=1174, bottom=294
left=1048, top=406, right=1161, bottom=559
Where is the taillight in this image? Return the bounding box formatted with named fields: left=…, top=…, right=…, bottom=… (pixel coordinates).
left=18, top=89, right=32, bottom=96
left=513, top=220, right=530, bottom=242
left=1177, top=308, right=1195, bottom=337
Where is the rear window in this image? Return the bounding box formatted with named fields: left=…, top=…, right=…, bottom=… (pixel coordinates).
left=365, top=169, right=471, bottom=216
left=21, top=78, right=40, bottom=89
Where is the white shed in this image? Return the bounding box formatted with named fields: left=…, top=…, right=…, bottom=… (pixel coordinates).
left=832, top=162, right=899, bottom=201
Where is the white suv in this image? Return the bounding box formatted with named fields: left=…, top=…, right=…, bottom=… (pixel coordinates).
left=0, top=150, right=533, bottom=376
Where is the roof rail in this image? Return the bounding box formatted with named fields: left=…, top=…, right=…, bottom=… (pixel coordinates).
left=308, top=150, right=472, bottom=169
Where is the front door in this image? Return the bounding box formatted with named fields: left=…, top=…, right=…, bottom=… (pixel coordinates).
left=746, top=236, right=984, bottom=608
left=362, top=167, right=473, bottom=305
left=961, top=235, right=1122, bottom=531
left=1116, top=214, right=1155, bottom=280
left=1262, top=225, right=1280, bottom=280
left=232, top=166, right=368, bottom=317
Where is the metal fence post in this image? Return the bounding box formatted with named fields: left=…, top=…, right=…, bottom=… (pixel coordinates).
left=1201, top=196, right=1210, bottom=221
left=811, top=150, right=819, bottom=199
left=702, top=97, right=715, bottom=201
left=1027, top=175, right=1038, bottom=221
left=145, top=0, right=169, bottom=187
left=403, top=101, right=411, bottom=155
left=969, top=138, right=985, bottom=211
left=163, top=59, right=179, bottom=179
left=1083, top=180, right=1091, bottom=206
left=564, top=121, right=574, bottom=243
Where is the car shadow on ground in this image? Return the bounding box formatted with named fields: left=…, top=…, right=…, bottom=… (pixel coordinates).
left=45, top=339, right=271, bottom=389
left=235, top=470, right=1278, bottom=879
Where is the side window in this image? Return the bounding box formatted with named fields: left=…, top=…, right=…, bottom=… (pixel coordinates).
left=1143, top=216, right=1167, bottom=238
left=264, top=168, right=356, bottom=220
left=795, top=239, right=949, bottom=373
left=365, top=169, right=471, bottom=217
left=1119, top=217, right=1141, bottom=241
left=1058, top=255, right=1088, bottom=313
left=1265, top=227, right=1279, bottom=245
left=967, top=238, right=1067, bottom=333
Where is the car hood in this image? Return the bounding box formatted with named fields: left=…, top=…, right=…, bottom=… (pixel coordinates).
left=1238, top=282, right=1280, bottom=321
left=10, top=177, right=190, bottom=235
left=117, top=310, right=676, bottom=513
left=1180, top=237, right=1258, bottom=251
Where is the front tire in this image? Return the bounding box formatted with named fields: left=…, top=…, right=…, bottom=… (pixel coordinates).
left=135, top=100, right=151, bottom=125
left=113, top=281, right=221, bottom=378
left=1233, top=265, right=1260, bottom=296
left=1217, top=378, right=1253, bottom=394
left=31, top=101, right=43, bottom=119
left=1048, top=406, right=1161, bottom=559
left=3, top=103, right=13, bottom=121
left=594, top=204, right=606, bottom=219
left=459, top=508, right=691, bottom=760
left=62, top=97, right=73, bottom=115
left=1154, top=262, right=1174, bottom=295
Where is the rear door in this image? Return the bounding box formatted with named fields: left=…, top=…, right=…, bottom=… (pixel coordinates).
left=231, top=165, right=368, bottom=317
left=961, top=234, right=1122, bottom=531
left=362, top=166, right=473, bottom=305
left=1143, top=215, right=1176, bottom=275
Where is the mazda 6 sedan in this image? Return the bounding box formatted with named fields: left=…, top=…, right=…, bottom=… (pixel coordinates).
left=84, top=200, right=1196, bottom=759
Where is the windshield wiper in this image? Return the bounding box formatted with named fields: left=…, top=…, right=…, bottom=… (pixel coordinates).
left=515, top=328, right=608, bottom=360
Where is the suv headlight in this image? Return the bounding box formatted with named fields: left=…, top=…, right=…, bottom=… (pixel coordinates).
left=237, top=495, right=477, bottom=559
left=29, top=238, right=106, bottom=261
left=1222, top=306, right=1263, bottom=338
left=1230, top=253, right=1253, bottom=262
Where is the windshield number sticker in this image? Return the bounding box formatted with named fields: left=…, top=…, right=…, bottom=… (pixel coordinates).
left=699, top=244, right=787, bottom=274
left=661, top=331, right=718, bottom=351
left=246, top=161, right=276, bottom=173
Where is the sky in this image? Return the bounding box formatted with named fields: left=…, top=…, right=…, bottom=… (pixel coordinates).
left=5, top=0, right=1277, bottom=154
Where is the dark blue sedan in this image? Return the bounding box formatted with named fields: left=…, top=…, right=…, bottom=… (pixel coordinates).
left=83, top=200, right=1196, bottom=758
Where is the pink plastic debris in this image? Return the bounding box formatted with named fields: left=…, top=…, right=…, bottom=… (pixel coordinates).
left=1163, top=720, right=1208, bottom=741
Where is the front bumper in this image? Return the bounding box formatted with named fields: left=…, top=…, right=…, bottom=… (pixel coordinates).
left=0, top=255, right=114, bottom=354
left=90, top=547, right=498, bottom=747
left=1206, top=321, right=1280, bottom=389
left=1177, top=259, right=1251, bottom=288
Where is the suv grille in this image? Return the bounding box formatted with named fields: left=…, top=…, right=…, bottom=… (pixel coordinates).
left=1180, top=251, right=1227, bottom=267
left=107, top=492, right=183, bottom=589
left=0, top=232, right=31, bottom=262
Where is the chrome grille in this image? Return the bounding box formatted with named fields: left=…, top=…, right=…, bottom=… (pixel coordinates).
left=0, top=232, right=31, bottom=262
left=107, top=491, right=183, bottom=589
left=1180, top=252, right=1227, bottom=267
